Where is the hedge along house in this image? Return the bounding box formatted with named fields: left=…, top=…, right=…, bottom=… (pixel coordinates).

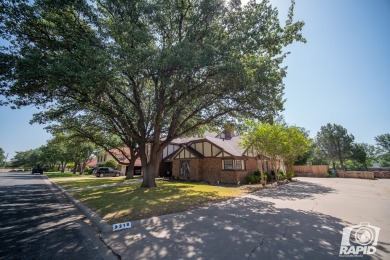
left=164, top=130, right=280, bottom=184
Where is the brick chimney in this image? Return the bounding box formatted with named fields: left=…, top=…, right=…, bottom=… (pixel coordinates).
left=221, top=123, right=234, bottom=140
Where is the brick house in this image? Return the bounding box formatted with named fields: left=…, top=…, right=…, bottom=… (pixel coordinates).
left=163, top=130, right=278, bottom=184
left=98, top=130, right=284, bottom=183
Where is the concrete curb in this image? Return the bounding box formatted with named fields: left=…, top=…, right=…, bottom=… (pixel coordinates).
left=46, top=177, right=113, bottom=233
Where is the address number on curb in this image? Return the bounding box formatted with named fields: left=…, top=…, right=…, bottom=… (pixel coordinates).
left=113, top=221, right=132, bottom=231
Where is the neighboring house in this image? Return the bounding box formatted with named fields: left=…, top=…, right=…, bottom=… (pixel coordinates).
left=86, top=157, right=98, bottom=168
left=97, top=147, right=142, bottom=175
left=97, top=129, right=285, bottom=183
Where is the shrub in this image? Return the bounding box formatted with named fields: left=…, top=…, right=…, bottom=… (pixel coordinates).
left=279, top=171, right=286, bottom=180
left=266, top=171, right=273, bottom=181
left=246, top=175, right=260, bottom=184
left=104, top=159, right=119, bottom=169
left=286, top=171, right=295, bottom=180
left=253, top=170, right=261, bottom=176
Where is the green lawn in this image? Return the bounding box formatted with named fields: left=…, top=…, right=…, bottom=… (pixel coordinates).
left=69, top=180, right=247, bottom=224
left=45, top=171, right=133, bottom=190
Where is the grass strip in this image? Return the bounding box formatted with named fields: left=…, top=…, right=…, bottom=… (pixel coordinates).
left=70, top=180, right=247, bottom=224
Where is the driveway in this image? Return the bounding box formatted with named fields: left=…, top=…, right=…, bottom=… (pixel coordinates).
left=102, top=177, right=390, bottom=259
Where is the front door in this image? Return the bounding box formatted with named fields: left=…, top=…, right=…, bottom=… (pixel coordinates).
left=180, top=160, right=190, bottom=178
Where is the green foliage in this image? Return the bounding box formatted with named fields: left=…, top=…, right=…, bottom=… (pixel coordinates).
left=242, top=120, right=310, bottom=181
left=375, top=134, right=390, bottom=154
left=378, top=153, right=390, bottom=167
left=246, top=175, right=260, bottom=184
left=265, top=172, right=272, bottom=182
left=316, top=123, right=354, bottom=168
left=87, top=167, right=96, bottom=174
left=11, top=147, right=44, bottom=167
left=67, top=163, right=75, bottom=169
left=286, top=171, right=295, bottom=180
left=0, top=148, right=5, bottom=164
left=350, top=143, right=368, bottom=168
left=104, top=158, right=119, bottom=169
left=0, top=0, right=305, bottom=187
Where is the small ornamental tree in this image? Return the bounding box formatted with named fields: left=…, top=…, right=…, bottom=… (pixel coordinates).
left=281, top=126, right=311, bottom=180
left=242, top=121, right=310, bottom=183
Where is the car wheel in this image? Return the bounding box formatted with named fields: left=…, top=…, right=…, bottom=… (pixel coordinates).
left=100, top=173, right=104, bottom=178
left=115, top=173, right=119, bottom=177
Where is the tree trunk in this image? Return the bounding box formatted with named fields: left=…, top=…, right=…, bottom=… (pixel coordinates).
left=125, top=163, right=134, bottom=179
left=257, top=157, right=266, bottom=186
left=61, top=161, right=66, bottom=173
left=72, top=161, right=77, bottom=174
left=140, top=153, right=158, bottom=188
left=339, top=157, right=344, bottom=169
left=286, top=160, right=294, bottom=180
left=80, top=161, right=87, bottom=175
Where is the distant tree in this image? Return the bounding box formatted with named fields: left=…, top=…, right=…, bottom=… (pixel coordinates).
left=41, top=112, right=139, bottom=179
left=350, top=143, right=368, bottom=169
left=44, top=135, right=75, bottom=172
left=315, top=123, right=354, bottom=169
left=295, top=143, right=329, bottom=166
left=360, top=143, right=378, bottom=168
left=375, top=134, right=390, bottom=154
left=379, top=154, right=390, bottom=167
left=0, top=148, right=5, bottom=165
left=375, top=134, right=390, bottom=167
left=11, top=148, right=43, bottom=168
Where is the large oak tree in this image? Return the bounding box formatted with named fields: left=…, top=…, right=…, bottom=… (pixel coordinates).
left=0, top=0, right=305, bottom=187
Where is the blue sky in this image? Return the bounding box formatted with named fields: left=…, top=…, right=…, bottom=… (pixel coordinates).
left=0, top=0, right=389, bottom=160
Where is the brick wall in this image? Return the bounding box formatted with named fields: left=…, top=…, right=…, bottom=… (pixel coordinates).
left=200, top=158, right=222, bottom=184
left=172, top=157, right=259, bottom=184
left=374, top=171, right=390, bottom=178
left=337, top=170, right=374, bottom=179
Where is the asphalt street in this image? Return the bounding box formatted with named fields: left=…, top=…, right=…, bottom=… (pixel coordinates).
left=0, top=172, right=117, bottom=260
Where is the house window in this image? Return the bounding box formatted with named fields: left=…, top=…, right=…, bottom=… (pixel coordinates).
left=236, top=160, right=243, bottom=170
left=223, top=159, right=233, bottom=170
left=222, top=159, right=245, bottom=170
